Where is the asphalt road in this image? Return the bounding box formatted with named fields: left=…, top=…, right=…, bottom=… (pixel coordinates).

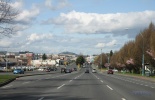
left=0, top=64, right=155, bottom=100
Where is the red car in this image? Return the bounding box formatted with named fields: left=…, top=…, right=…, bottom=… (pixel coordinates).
left=107, top=69, right=113, bottom=74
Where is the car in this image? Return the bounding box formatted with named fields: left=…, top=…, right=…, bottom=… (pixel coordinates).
left=74, top=68, right=77, bottom=71
left=85, top=69, right=89, bottom=73
left=61, top=68, right=66, bottom=73
left=92, top=69, right=96, bottom=73
left=65, top=69, right=71, bottom=73
left=107, top=69, right=113, bottom=74
left=13, top=69, right=24, bottom=74
left=45, top=68, right=51, bottom=72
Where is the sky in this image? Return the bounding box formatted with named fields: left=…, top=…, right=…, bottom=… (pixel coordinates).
left=0, top=0, right=155, bottom=55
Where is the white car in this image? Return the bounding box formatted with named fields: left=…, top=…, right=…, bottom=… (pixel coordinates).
left=38, top=68, right=44, bottom=71
left=92, top=69, right=96, bottom=73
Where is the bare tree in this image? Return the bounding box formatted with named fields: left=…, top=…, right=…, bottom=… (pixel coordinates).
left=0, top=0, right=18, bottom=37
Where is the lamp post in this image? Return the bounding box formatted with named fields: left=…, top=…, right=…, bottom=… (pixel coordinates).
left=100, top=49, right=102, bottom=70
left=108, top=54, right=110, bottom=70
left=5, top=51, right=8, bottom=70
left=140, top=33, right=145, bottom=76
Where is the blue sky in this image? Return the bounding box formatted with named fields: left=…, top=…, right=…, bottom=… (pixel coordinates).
left=0, top=0, right=155, bottom=55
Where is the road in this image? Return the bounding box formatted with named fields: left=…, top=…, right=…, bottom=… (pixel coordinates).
left=0, top=64, right=155, bottom=100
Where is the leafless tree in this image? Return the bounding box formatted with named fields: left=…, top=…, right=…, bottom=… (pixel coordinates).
left=0, top=0, right=18, bottom=37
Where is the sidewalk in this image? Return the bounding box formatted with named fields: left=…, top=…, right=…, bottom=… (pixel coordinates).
left=116, top=73, right=155, bottom=83
left=91, top=64, right=155, bottom=83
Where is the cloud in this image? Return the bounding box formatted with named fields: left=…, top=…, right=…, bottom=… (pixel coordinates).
left=106, top=40, right=117, bottom=46
left=95, top=43, right=106, bottom=48
left=45, top=0, right=70, bottom=10
left=0, top=39, right=12, bottom=47
left=15, top=6, right=40, bottom=24
left=45, top=10, right=155, bottom=36
left=27, top=33, right=53, bottom=43
left=95, top=40, right=117, bottom=48
left=10, top=0, right=23, bottom=9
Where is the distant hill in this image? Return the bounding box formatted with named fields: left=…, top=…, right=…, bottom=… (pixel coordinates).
left=59, top=51, right=78, bottom=55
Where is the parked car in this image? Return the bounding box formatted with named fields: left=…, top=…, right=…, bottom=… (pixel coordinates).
left=61, top=68, right=66, bottom=73
left=13, top=69, right=24, bottom=74
left=107, top=69, right=114, bottom=74
left=92, top=69, right=96, bottom=73
left=65, top=69, right=71, bottom=73
left=45, top=68, right=51, bottom=72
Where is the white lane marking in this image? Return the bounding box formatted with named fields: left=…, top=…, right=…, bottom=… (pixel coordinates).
left=2, top=85, right=13, bottom=89
left=69, top=80, right=73, bottom=82
left=151, top=86, right=154, bottom=88
left=145, top=85, right=148, bottom=86
left=57, top=84, right=65, bottom=89
left=97, top=78, right=99, bottom=79
left=100, top=80, right=103, bottom=83
left=38, top=97, right=44, bottom=100
left=22, top=81, right=30, bottom=84
left=106, top=85, right=113, bottom=90
left=122, top=98, right=126, bottom=100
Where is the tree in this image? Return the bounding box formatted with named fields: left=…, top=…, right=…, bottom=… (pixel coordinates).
left=110, top=50, right=113, bottom=57
left=42, top=53, right=47, bottom=60
left=0, top=0, right=18, bottom=37
left=76, top=55, right=85, bottom=66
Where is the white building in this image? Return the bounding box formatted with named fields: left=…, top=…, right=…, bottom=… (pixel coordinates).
left=31, top=59, right=57, bottom=67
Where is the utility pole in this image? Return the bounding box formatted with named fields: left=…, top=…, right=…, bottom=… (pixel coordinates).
left=140, top=33, right=145, bottom=76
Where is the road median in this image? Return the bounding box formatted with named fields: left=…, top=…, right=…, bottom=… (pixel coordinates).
left=0, top=71, right=59, bottom=87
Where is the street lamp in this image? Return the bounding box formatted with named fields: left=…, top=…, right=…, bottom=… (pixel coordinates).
left=100, top=49, right=102, bottom=69
left=140, top=33, right=145, bottom=76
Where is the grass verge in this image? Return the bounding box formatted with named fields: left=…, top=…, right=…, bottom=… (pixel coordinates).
left=0, top=75, right=17, bottom=84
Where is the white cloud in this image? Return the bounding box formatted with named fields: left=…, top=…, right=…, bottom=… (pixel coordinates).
left=48, top=10, right=155, bottom=35
left=0, top=40, right=12, bottom=47
left=27, top=33, right=53, bottom=42
left=95, top=43, right=106, bottom=48
left=106, top=40, right=117, bottom=46
left=95, top=40, right=117, bottom=48
left=15, top=5, right=40, bottom=24
left=45, top=0, right=70, bottom=10
left=10, top=0, right=23, bottom=9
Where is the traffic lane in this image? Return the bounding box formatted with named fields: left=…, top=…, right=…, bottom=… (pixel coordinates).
left=95, top=72, right=155, bottom=100
left=39, top=70, right=123, bottom=100
left=0, top=70, right=82, bottom=100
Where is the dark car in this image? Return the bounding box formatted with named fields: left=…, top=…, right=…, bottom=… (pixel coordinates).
left=74, top=68, right=77, bottom=71
left=45, top=68, right=51, bottom=72
left=65, top=69, right=71, bottom=73
left=107, top=69, right=113, bottom=74
left=61, top=68, right=66, bottom=73
left=13, top=69, right=24, bottom=74
left=85, top=69, right=89, bottom=73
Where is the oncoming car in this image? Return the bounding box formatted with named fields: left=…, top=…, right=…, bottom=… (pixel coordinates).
left=92, top=69, right=96, bottom=73
left=107, top=69, right=114, bottom=74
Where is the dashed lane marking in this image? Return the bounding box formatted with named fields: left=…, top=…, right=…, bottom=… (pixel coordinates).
left=22, top=81, right=30, bottom=84
left=106, top=85, right=113, bottom=90
left=57, top=84, right=65, bottom=89
left=38, top=97, right=44, bottom=100
left=122, top=98, right=126, bottom=100
left=100, top=80, right=103, bottom=83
